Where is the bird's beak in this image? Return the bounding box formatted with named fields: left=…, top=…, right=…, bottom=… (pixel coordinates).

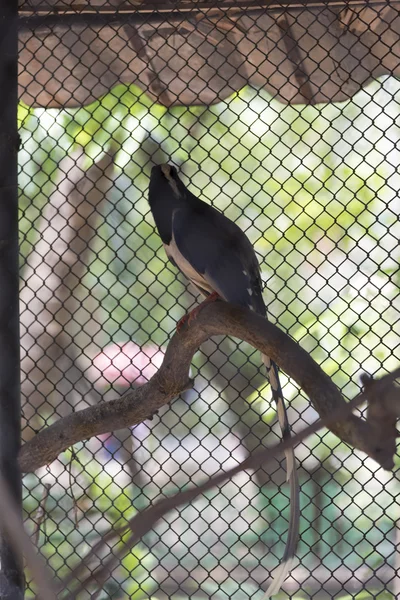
left=161, top=164, right=181, bottom=198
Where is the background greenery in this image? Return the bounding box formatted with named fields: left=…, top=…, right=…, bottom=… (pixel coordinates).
left=19, top=75, right=400, bottom=598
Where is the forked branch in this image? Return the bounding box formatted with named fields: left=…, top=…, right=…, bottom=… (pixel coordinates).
left=19, top=302, right=399, bottom=473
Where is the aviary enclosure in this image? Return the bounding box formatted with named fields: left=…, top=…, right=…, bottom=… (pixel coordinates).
left=0, top=0, right=399, bottom=598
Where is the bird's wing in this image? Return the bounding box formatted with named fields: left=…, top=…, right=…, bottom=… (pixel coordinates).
left=172, top=204, right=265, bottom=314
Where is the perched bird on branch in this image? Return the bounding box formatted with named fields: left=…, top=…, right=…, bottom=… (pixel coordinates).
left=148, top=163, right=299, bottom=597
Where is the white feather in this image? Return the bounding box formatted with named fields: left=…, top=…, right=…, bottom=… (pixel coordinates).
left=263, top=557, right=297, bottom=599
left=163, top=235, right=212, bottom=295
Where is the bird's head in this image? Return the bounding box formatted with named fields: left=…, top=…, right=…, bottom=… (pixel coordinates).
left=148, top=164, right=187, bottom=242
left=150, top=163, right=182, bottom=200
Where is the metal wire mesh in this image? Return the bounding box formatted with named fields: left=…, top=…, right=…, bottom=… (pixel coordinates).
left=18, top=2, right=400, bottom=598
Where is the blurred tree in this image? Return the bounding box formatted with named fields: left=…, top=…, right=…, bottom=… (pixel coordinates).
left=20, top=148, right=116, bottom=441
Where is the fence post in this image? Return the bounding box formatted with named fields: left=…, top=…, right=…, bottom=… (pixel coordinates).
left=0, top=0, right=24, bottom=598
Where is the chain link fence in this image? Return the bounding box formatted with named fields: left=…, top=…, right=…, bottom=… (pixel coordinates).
left=17, top=2, right=400, bottom=598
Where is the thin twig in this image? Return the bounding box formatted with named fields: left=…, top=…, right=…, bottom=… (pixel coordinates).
left=32, top=483, right=51, bottom=547
left=69, top=449, right=80, bottom=529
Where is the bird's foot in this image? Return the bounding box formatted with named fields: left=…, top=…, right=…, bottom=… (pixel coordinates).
left=177, top=291, right=220, bottom=332
left=146, top=409, right=159, bottom=421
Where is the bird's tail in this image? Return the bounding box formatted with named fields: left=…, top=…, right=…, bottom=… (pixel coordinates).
left=261, top=354, right=300, bottom=598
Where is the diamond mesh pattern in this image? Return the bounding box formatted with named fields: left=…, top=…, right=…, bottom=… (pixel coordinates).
left=19, top=3, right=400, bottom=599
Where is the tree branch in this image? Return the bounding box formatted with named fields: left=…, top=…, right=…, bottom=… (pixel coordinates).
left=63, top=367, right=400, bottom=598
left=19, top=302, right=399, bottom=473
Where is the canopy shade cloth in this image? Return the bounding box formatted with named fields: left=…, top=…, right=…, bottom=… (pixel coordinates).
left=19, top=1, right=400, bottom=108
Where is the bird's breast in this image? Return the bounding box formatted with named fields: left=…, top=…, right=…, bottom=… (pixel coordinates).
left=163, top=236, right=214, bottom=295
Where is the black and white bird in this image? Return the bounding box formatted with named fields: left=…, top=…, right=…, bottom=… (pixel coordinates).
left=148, top=163, right=300, bottom=597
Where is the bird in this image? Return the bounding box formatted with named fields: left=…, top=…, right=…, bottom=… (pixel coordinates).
left=148, top=163, right=300, bottom=598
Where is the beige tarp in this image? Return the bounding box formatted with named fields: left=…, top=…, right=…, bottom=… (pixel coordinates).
left=18, top=1, right=400, bottom=107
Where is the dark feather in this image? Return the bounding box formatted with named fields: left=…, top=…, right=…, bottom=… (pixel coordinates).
left=149, top=164, right=265, bottom=315
left=172, top=204, right=265, bottom=314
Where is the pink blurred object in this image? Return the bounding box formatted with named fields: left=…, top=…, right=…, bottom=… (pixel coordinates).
left=92, top=341, right=165, bottom=388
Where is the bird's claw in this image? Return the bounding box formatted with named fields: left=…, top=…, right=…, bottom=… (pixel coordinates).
left=177, top=313, right=189, bottom=332
left=176, top=307, right=200, bottom=332
left=147, top=411, right=158, bottom=421
left=176, top=292, right=220, bottom=333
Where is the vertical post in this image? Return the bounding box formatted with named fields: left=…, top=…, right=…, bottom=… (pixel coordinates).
left=0, top=0, right=24, bottom=598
